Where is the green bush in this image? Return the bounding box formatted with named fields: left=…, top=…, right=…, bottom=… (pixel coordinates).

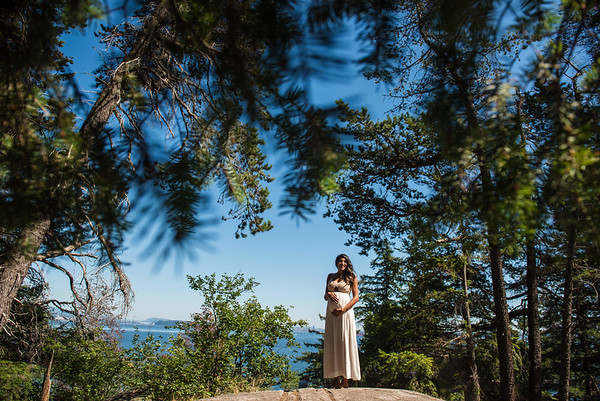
left=50, top=330, right=129, bottom=401
left=125, top=333, right=210, bottom=400
left=179, top=273, right=306, bottom=393
left=0, top=360, right=44, bottom=401
left=1, top=273, right=304, bottom=401
left=122, top=273, right=306, bottom=400
left=377, top=350, right=438, bottom=396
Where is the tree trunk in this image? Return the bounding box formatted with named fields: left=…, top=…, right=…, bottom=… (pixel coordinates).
left=577, top=311, right=595, bottom=399
left=461, top=256, right=481, bottom=401
left=558, top=228, right=576, bottom=401
left=488, top=240, right=516, bottom=401
left=526, top=234, right=542, bottom=401
left=478, top=157, right=516, bottom=401
left=417, top=12, right=517, bottom=397
left=0, top=216, right=51, bottom=332
left=40, top=350, right=54, bottom=401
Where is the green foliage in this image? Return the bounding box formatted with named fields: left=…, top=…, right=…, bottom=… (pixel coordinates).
left=175, top=272, right=306, bottom=394
left=278, top=368, right=301, bottom=391
left=325, top=1, right=600, bottom=400
left=123, top=272, right=307, bottom=399
left=296, top=326, right=326, bottom=388
left=377, top=350, right=437, bottom=396
left=0, top=0, right=358, bottom=259
left=0, top=360, right=43, bottom=401
left=50, top=329, right=128, bottom=401
left=0, top=273, right=305, bottom=401
left=3, top=0, right=385, bottom=338
left=533, top=233, right=600, bottom=400
left=125, top=333, right=207, bottom=400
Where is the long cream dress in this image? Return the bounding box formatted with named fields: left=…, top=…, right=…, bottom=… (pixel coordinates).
left=323, top=277, right=361, bottom=381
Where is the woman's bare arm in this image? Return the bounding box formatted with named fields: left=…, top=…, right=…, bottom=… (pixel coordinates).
left=332, top=276, right=359, bottom=316
left=342, top=277, right=359, bottom=313
left=324, top=273, right=339, bottom=303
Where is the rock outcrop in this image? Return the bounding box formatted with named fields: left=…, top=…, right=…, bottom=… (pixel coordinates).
left=201, top=388, right=443, bottom=401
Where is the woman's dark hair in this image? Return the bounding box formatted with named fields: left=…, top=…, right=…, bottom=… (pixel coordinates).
left=335, top=254, right=356, bottom=284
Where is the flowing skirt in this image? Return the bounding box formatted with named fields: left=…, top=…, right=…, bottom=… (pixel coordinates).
left=323, top=292, right=361, bottom=380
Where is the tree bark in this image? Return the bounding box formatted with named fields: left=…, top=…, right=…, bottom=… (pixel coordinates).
left=461, top=256, right=481, bottom=401
left=40, top=350, right=54, bottom=401
left=488, top=240, right=516, bottom=401
left=478, top=158, right=516, bottom=401
left=526, top=234, right=542, bottom=401
left=558, top=228, right=576, bottom=401
left=0, top=216, right=51, bottom=332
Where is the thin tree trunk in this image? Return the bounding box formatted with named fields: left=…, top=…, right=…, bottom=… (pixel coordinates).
left=479, top=158, right=516, bottom=401
left=488, top=240, right=516, bottom=401
left=0, top=217, right=51, bottom=332
left=461, top=256, right=481, bottom=401
left=40, top=350, right=54, bottom=401
left=526, top=234, right=542, bottom=401
left=558, top=228, right=576, bottom=401
left=577, top=311, right=595, bottom=399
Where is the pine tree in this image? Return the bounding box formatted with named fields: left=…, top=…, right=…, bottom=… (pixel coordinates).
left=1, top=0, right=389, bottom=331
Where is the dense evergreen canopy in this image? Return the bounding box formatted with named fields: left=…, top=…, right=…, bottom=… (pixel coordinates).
left=322, top=0, right=600, bottom=399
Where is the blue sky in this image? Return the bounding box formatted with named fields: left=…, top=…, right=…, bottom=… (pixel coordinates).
left=46, top=12, right=393, bottom=328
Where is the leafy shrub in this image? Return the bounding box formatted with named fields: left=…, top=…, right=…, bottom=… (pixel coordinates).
left=125, top=333, right=210, bottom=400
left=296, top=327, right=325, bottom=388
left=125, top=272, right=306, bottom=400
left=1, top=273, right=304, bottom=401
left=0, top=360, right=44, bottom=401
left=50, top=329, right=129, bottom=401
left=377, top=350, right=438, bottom=396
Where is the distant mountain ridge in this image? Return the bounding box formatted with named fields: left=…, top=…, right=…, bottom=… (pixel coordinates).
left=120, top=318, right=323, bottom=332
left=121, top=318, right=182, bottom=326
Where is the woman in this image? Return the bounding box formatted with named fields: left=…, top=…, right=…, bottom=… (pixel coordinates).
left=323, top=253, right=361, bottom=388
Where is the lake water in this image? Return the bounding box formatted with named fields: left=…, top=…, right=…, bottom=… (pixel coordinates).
left=117, top=324, right=321, bottom=373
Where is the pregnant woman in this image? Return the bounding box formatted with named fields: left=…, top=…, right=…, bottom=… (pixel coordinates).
left=323, top=253, right=361, bottom=388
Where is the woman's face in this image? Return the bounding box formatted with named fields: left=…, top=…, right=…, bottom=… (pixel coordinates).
left=336, top=257, right=348, bottom=272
